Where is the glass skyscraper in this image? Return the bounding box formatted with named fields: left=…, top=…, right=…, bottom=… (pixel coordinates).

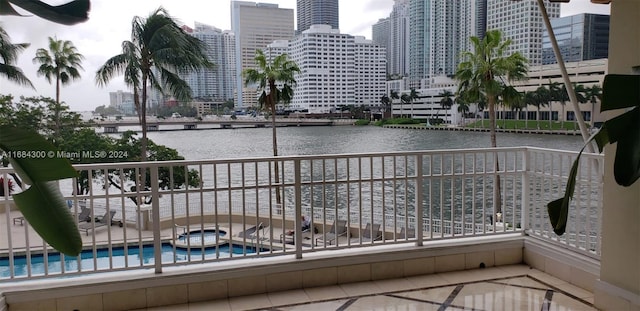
left=542, top=13, right=610, bottom=65
left=296, top=0, right=339, bottom=34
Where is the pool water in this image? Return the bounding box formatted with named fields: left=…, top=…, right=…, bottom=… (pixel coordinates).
left=0, top=243, right=258, bottom=278
left=175, top=229, right=227, bottom=245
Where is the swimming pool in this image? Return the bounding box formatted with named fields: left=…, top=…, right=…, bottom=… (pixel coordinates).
left=0, top=242, right=258, bottom=278
left=174, top=229, right=227, bottom=247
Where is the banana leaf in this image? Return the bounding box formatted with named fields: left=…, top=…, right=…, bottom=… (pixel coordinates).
left=0, top=125, right=81, bottom=256
left=548, top=74, right=640, bottom=235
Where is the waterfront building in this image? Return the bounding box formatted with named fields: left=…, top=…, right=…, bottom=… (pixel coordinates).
left=109, top=90, right=133, bottom=108
left=487, top=0, right=560, bottom=66
left=181, top=23, right=236, bottom=104
left=511, top=58, right=607, bottom=123
left=391, top=76, right=459, bottom=123
left=542, top=13, right=610, bottom=65
left=296, top=0, right=339, bottom=34
left=285, top=25, right=386, bottom=113
left=231, top=1, right=294, bottom=108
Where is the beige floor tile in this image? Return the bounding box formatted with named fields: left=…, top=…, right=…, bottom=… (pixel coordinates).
left=550, top=292, right=598, bottom=311
left=499, top=276, right=549, bottom=290
left=395, top=285, right=458, bottom=304
left=279, top=300, right=349, bottom=311
left=553, top=281, right=594, bottom=299
left=439, top=266, right=508, bottom=284
left=405, top=273, right=451, bottom=289
left=346, top=295, right=443, bottom=311
left=496, top=264, right=533, bottom=276
left=188, top=300, right=231, bottom=311
left=340, top=281, right=383, bottom=296
left=228, top=293, right=271, bottom=311
left=528, top=269, right=567, bottom=286
left=373, top=277, right=418, bottom=293
left=304, top=285, right=349, bottom=301
left=268, top=289, right=310, bottom=307
left=453, top=282, right=548, bottom=311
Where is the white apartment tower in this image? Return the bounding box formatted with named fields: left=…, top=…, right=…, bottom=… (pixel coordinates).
left=286, top=25, right=386, bottom=113
left=231, top=1, right=294, bottom=108
left=487, top=0, right=560, bottom=65
left=354, top=36, right=387, bottom=107
left=182, top=23, right=236, bottom=102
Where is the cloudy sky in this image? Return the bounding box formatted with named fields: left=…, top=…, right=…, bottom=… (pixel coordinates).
left=1, top=0, right=610, bottom=111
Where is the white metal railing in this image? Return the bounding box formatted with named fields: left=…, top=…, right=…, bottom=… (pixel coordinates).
left=0, top=147, right=603, bottom=280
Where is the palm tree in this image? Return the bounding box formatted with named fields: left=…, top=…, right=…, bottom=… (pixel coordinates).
left=379, top=94, right=390, bottom=118
left=243, top=49, right=300, bottom=205
left=547, top=81, right=564, bottom=128
left=455, top=30, right=528, bottom=215
left=584, top=84, right=602, bottom=126
left=400, top=93, right=410, bottom=118
left=408, top=88, right=420, bottom=119
left=33, top=36, right=84, bottom=134
left=0, top=26, right=34, bottom=88
left=96, top=7, right=213, bottom=162
left=535, top=86, right=552, bottom=129
left=571, top=84, right=589, bottom=130
left=439, top=90, right=454, bottom=125
left=523, top=91, right=539, bottom=129
left=456, top=96, right=470, bottom=126
left=390, top=89, right=399, bottom=117
left=500, top=85, right=523, bottom=129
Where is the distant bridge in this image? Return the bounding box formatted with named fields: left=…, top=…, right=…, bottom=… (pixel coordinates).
left=92, top=118, right=352, bottom=133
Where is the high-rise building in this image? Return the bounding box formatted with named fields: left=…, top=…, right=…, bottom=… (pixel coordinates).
left=487, top=0, right=560, bottom=66
left=408, top=0, right=463, bottom=89
left=373, top=0, right=410, bottom=78
left=283, top=25, right=386, bottom=113
left=181, top=23, right=236, bottom=103
left=542, top=13, right=610, bottom=65
left=109, top=90, right=135, bottom=115
left=231, top=1, right=294, bottom=108
left=296, top=0, right=339, bottom=34
left=458, top=0, right=487, bottom=55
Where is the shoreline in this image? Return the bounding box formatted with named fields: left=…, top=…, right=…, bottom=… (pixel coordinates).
left=383, top=124, right=584, bottom=136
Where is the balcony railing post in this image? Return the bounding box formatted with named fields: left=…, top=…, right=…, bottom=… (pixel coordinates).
left=521, top=149, right=530, bottom=235
left=294, top=159, right=303, bottom=259
left=150, top=165, right=162, bottom=274
left=416, top=155, right=424, bottom=246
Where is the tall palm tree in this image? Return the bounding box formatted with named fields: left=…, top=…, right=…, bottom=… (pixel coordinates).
left=0, top=26, right=34, bottom=88
left=584, top=84, right=602, bottom=126
left=456, top=96, right=469, bottom=126
left=33, top=36, right=84, bottom=134
left=547, top=81, right=564, bottom=128
left=571, top=84, right=589, bottom=130
left=408, top=88, right=420, bottom=118
left=390, top=89, right=399, bottom=117
left=96, top=7, right=213, bottom=162
left=523, top=91, right=539, bottom=129
left=400, top=93, right=410, bottom=118
left=243, top=49, right=300, bottom=205
left=535, top=86, right=552, bottom=129
left=500, top=85, right=523, bottom=129
left=439, top=90, right=454, bottom=125
left=455, top=30, right=528, bottom=215
left=379, top=94, right=390, bottom=118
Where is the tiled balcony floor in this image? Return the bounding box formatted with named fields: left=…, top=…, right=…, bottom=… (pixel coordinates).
left=141, top=265, right=596, bottom=311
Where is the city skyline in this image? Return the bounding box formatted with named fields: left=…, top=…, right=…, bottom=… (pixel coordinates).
left=0, top=0, right=610, bottom=111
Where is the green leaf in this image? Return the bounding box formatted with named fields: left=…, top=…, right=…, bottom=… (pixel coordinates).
left=5, top=0, right=90, bottom=25
left=593, top=126, right=609, bottom=153
left=547, top=134, right=594, bottom=235
left=602, top=74, right=640, bottom=112
left=610, top=108, right=640, bottom=186
left=0, top=125, right=81, bottom=256
left=13, top=181, right=82, bottom=256
left=0, top=125, right=77, bottom=184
